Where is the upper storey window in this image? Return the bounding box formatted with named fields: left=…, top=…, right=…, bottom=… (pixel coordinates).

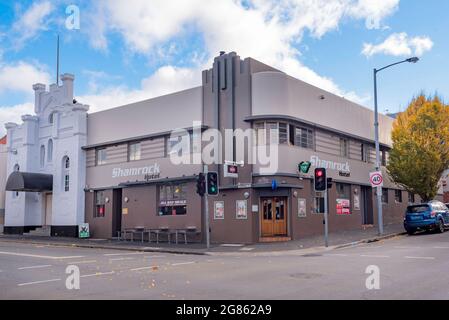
left=340, top=138, right=349, bottom=158
left=48, top=112, right=55, bottom=124
left=40, top=145, right=45, bottom=168
left=254, top=121, right=314, bottom=150
left=128, top=142, right=141, bottom=161
left=47, top=139, right=53, bottom=162
left=96, top=148, right=107, bottom=166
left=293, top=127, right=314, bottom=150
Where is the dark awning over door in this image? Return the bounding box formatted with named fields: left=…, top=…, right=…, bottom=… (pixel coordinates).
left=6, top=172, right=53, bottom=192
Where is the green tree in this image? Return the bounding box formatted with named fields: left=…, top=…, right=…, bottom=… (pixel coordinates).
left=387, top=94, right=449, bottom=202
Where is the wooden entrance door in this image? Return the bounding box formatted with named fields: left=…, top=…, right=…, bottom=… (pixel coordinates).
left=261, top=197, right=288, bottom=237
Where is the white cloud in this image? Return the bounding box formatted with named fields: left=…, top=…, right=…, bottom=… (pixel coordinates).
left=79, top=65, right=202, bottom=113
left=0, top=60, right=51, bottom=95
left=0, top=59, right=51, bottom=134
left=0, top=0, right=401, bottom=131
left=85, top=0, right=400, bottom=105
left=348, top=0, right=399, bottom=29
left=362, top=32, right=434, bottom=57
left=11, top=1, right=54, bottom=49
left=0, top=103, right=34, bottom=135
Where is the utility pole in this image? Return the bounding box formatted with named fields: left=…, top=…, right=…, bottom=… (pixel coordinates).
left=373, top=69, right=383, bottom=236
left=372, top=57, right=419, bottom=236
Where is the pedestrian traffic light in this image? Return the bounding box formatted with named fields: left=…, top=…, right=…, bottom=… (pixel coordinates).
left=314, top=168, right=327, bottom=191
left=196, top=173, right=206, bottom=197
left=207, top=172, right=219, bottom=196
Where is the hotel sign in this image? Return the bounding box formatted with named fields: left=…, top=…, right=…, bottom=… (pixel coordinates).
left=112, top=163, right=161, bottom=180
left=310, top=155, right=350, bottom=177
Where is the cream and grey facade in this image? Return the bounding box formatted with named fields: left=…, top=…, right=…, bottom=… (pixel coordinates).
left=2, top=52, right=445, bottom=242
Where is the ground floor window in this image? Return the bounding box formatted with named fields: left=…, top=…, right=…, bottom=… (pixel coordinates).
left=382, top=188, right=389, bottom=204
left=336, top=183, right=351, bottom=199
left=94, top=191, right=106, bottom=218
left=158, top=183, right=187, bottom=216
left=395, top=190, right=403, bottom=203
left=408, top=192, right=415, bottom=204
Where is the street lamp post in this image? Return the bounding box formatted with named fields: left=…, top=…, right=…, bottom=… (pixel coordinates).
left=373, top=57, right=419, bottom=236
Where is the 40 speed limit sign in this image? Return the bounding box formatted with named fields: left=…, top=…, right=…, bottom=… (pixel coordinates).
left=369, top=171, right=384, bottom=188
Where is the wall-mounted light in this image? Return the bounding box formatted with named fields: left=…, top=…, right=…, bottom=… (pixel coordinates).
left=124, top=197, right=129, bottom=203
left=293, top=191, right=298, bottom=198
left=243, top=192, right=250, bottom=199
left=105, top=197, right=110, bottom=203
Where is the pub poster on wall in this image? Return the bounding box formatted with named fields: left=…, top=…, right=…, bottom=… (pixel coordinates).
left=298, top=198, right=307, bottom=218
left=336, top=199, right=351, bottom=215
left=214, top=201, right=225, bottom=220
left=236, top=200, right=248, bottom=220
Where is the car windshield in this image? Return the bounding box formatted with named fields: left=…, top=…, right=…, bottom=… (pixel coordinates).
left=407, top=205, right=429, bottom=213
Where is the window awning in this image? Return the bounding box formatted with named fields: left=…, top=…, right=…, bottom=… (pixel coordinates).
left=6, top=172, right=53, bottom=192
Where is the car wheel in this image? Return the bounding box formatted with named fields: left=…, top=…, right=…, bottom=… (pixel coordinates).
left=406, top=229, right=415, bottom=235
left=437, top=219, right=445, bottom=233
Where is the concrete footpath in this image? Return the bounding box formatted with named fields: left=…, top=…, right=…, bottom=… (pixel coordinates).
left=0, top=224, right=406, bottom=256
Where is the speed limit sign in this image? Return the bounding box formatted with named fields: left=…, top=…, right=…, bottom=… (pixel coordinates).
left=369, top=171, right=384, bottom=188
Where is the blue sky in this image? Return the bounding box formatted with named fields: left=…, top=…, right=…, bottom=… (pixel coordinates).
left=0, top=0, right=447, bottom=134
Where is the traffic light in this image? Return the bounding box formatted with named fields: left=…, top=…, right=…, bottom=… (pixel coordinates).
left=196, top=173, right=206, bottom=197
left=207, top=172, right=219, bottom=196
left=314, top=168, right=327, bottom=191
left=327, top=177, right=333, bottom=189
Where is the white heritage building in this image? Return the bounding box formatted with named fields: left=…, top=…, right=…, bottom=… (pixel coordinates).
left=4, top=74, right=88, bottom=236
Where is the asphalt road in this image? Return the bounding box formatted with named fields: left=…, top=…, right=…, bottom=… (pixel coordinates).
left=1, top=231, right=449, bottom=300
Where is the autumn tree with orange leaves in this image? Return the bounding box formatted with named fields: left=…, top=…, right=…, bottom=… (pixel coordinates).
left=387, top=94, right=449, bottom=202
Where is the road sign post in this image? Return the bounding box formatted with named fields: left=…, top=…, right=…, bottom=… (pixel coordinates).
left=370, top=171, right=384, bottom=235
left=204, top=165, right=210, bottom=249
left=324, top=188, right=328, bottom=248
left=315, top=168, right=329, bottom=247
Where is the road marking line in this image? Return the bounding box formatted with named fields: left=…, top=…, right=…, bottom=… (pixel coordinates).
left=405, top=256, right=435, bottom=260
left=395, top=246, right=421, bottom=249
left=18, top=278, right=61, bottom=287
left=171, top=262, right=195, bottom=266
left=55, top=256, right=85, bottom=260
left=0, top=251, right=84, bottom=260
left=433, top=247, right=449, bottom=249
left=130, top=265, right=159, bottom=271
left=360, top=255, right=390, bottom=258
left=109, top=257, right=135, bottom=261
left=18, top=265, right=52, bottom=270
left=144, top=255, right=166, bottom=259
left=81, top=271, right=115, bottom=278
left=104, top=252, right=144, bottom=256
left=324, top=254, right=349, bottom=257
left=67, top=260, right=97, bottom=264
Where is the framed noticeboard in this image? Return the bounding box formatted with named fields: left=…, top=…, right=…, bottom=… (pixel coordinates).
left=298, top=198, right=307, bottom=218
left=236, top=200, right=248, bottom=220
left=214, top=201, right=225, bottom=220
